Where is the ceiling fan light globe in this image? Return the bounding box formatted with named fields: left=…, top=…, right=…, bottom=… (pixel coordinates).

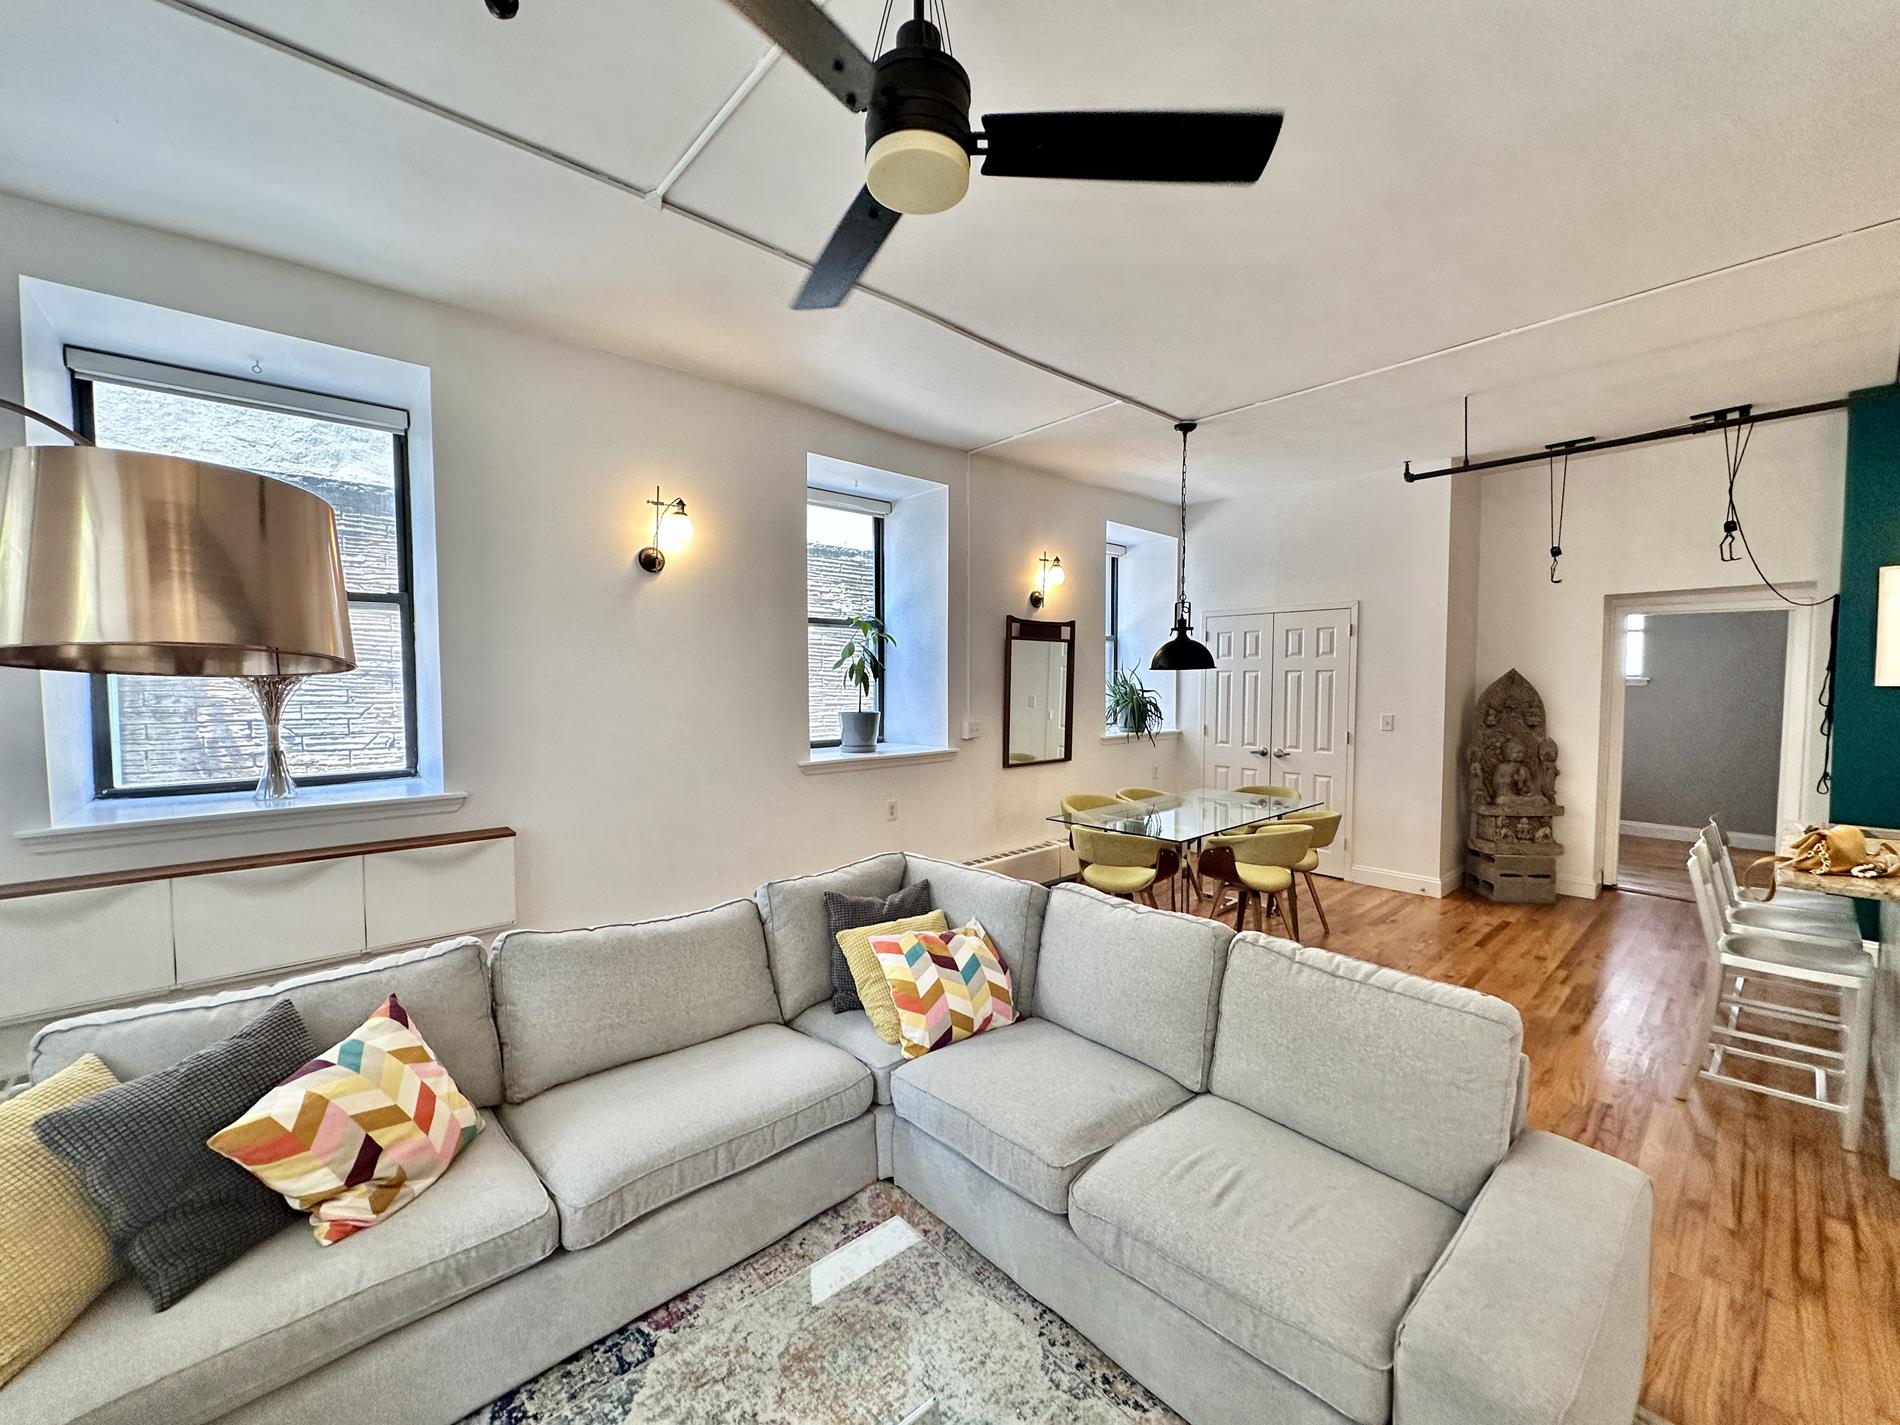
left=865, top=129, right=969, bottom=215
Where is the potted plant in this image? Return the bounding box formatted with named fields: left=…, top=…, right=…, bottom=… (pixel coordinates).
left=1107, top=666, right=1165, bottom=744
left=834, top=614, right=894, bottom=753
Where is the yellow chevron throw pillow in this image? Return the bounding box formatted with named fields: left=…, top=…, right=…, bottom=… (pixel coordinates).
left=209, top=995, right=480, bottom=1245
left=1, top=1053, right=120, bottom=1386
left=837, top=910, right=950, bottom=1044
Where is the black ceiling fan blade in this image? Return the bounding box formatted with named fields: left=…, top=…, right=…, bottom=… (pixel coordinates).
left=794, top=188, right=900, bottom=309
left=723, top=0, right=877, bottom=113
left=980, top=111, right=1283, bottom=183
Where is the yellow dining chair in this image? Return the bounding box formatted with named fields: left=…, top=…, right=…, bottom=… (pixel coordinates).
left=1236, top=783, right=1298, bottom=799
left=1071, top=824, right=1180, bottom=908
left=1115, top=786, right=1169, bottom=803
left=1116, top=787, right=1198, bottom=902
left=1198, top=823, right=1314, bottom=937
left=1061, top=793, right=1120, bottom=817
left=1280, top=809, right=1343, bottom=933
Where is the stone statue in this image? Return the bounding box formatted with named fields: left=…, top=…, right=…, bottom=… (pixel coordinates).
left=1464, top=669, right=1563, bottom=903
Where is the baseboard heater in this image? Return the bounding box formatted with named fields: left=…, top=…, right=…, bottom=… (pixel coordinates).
left=964, top=840, right=1076, bottom=885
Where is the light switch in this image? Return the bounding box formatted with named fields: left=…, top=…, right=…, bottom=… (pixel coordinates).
left=1379, top=714, right=1395, bottom=732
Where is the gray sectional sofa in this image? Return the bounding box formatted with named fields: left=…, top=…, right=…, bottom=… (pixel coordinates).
left=4, top=851, right=1652, bottom=1425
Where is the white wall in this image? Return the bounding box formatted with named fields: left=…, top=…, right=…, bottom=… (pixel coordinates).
left=1473, top=413, right=1845, bottom=894
left=0, top=190, right=1186, bottom=934
left=1187, top=469, right=1461, bottom=895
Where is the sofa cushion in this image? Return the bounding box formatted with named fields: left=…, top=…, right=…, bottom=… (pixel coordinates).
left=0, top=1112, right=556, bottom=1425
left=498, top=1024, right=872, bottom=1250
left=901, top=856, right=1049, bottom=1014
left=790, top=1004, right=904, bottom=1104
left=34, top=998, right=314, bottom=1312
left=1069, top=1096, right=1461, bottom=1425
left=755, top=854, right=908, bottom=1020
left=889, top=1017, right=1189, bottom=1213
left=1213, top=934, right=1523, bottom=1211
left=825, top=879, right=934, bottom=1011
left=1032, top=885, right=1233, bottom=1091
left=29, top=937, right=505, bottom=1109
left=489, top=900, right=781, bottom=1103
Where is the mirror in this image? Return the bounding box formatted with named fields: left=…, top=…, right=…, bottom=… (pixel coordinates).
left=1003, top=616, right=1075, bottom=768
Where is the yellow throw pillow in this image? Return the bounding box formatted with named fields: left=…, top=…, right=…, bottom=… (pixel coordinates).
left=837, top=910, right=949, bottom=1044
left=1, top=1053, right=120, bottom=1387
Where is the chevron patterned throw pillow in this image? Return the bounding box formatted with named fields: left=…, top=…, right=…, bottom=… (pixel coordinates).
left=868, top=920, right=1016, bottom=1060
left=208, top=995, right=481, bottom=1245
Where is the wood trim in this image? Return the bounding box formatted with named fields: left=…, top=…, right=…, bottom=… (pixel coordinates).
left=0, top=826, right=515, bottom=902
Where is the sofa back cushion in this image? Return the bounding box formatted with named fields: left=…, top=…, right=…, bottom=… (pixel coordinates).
left=1033, top=885, right=1233, bottom=1091
left=490, top=898, right=780, bottom=1102
left=754, top=853, right=907, bottom=1019
left=1211, top=934, right=1523, bottom=1211
left=902, top=855, right=1049, bottom=1014
left=28, top=937, right=505, bottom=1108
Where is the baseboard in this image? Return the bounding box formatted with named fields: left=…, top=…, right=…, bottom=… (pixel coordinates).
left=1439, top=865, right=1464, bottom=896
left=1619, top=819, right=1773, bottom=852
left=1350, top=864, right=1450, bottom=898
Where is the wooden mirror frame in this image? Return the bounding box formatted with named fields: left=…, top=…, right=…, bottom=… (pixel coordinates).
left=1002, top=616, right=1076, bottom=769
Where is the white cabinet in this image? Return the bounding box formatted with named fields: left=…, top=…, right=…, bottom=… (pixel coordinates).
left=365, top=837, right=515, bottom=950
left=0, top=882, right=174, bottom=1021
left=172, top=857, right=368, bottom=984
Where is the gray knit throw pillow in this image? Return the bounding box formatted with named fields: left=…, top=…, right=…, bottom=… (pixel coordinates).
left=826, top=879, right=934, bottom=1012
left=35, top=997, right=316, bottom=1311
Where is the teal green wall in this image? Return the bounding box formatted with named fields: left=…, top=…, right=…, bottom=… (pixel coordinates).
left=1830, top=383, right=1900, bottom=834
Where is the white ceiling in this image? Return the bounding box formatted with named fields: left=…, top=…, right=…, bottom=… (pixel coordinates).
left=1, top=0, right=1897, bottom=500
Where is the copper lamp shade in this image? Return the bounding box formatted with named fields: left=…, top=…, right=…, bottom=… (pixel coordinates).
left=0, top=445, right=355, bottom=676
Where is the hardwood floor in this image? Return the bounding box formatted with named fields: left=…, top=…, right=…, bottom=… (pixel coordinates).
left=1616, top=832, right=1760, bottom=903
left=1185, top=873, right=1900, bottom=1425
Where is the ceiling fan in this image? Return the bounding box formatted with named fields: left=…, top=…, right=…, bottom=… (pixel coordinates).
left=486, top=0, right=1283, bottom=310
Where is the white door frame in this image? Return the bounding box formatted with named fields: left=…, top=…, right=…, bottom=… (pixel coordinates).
left=1201, top=602, right=1360, bottom=875
left=1596, top=584, right=1819, bottom=888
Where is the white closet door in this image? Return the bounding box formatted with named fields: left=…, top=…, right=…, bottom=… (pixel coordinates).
left=1202, top=613, right=1274, bottom=791
left=1268, top=609, right=1353, bottom=875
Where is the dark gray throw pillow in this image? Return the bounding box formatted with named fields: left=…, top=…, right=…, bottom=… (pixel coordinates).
left=34, top=997, right=316, bottom=1311
left=826, top=879, right=934, bottom=1012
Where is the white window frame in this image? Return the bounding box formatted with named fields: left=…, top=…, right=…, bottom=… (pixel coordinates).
left=1623, top=613, right=1650, bottom=685
left=17, top=277, right=453, bottom=850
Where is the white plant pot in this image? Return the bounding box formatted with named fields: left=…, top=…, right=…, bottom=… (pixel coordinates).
left=840, top=710, right=879, bottom=753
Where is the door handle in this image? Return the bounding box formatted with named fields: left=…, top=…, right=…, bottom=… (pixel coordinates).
left=1244, top=745, right=1269, bottom=757
left=1272, top=748, right=1289, bottom=759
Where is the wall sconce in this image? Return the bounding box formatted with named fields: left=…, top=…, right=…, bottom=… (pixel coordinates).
left=1877, top=566, right=1900, bottom=686
left=637, top=486, right=695, bottom=573
left=1028, top=551, right=1065, bottom=610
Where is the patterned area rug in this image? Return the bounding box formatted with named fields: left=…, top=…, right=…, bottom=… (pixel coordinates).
left=460, top=1183, right=1668, bottom=1425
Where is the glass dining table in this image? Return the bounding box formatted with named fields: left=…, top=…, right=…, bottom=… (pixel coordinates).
left=1047, top=787, right=1324, bottom=846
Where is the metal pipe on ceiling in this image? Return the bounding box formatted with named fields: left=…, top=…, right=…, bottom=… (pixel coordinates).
left=1400, top=397, right=1852, bottom=482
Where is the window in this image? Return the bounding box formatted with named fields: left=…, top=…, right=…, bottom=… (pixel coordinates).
left=1623, top=613, right=1648, bottom=683
left=1105, top=544, right=1124, bottom=702
left=70, top=354, right=417, bottom=797
left=806, top=494, right=886, bottom=747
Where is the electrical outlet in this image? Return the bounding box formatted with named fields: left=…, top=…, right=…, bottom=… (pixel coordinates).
left=959, top=718, right=981, bottom=741
left=886, top=800, right=899, bottom=822
left=1379, top=714, right=1395, bottom=732
left=1151, top=763, right=1161, bottom=782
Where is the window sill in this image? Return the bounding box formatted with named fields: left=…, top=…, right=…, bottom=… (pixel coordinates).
left=800, top=744, right=958, bottom=775
left=19, top=780, right=467, bottom=853
left=1100, top=729, right=1183, bottom=744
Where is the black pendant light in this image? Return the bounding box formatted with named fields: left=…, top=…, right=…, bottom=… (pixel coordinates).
left=1151, top=421, right=1216, bottom=671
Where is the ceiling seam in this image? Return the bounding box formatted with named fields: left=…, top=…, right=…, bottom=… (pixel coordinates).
left=1188, top=213, right=1900, bottom=429
left=967, top=401, right=1123, bottom=455
left=149, top=0, right=1180, bottom=428
left=645, top=44, right=784, bottom=207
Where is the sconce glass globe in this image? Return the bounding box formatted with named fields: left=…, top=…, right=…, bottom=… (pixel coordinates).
left=659, top=502, right=694, bottom=555
left=1045, top=557, right=1065, bottom=588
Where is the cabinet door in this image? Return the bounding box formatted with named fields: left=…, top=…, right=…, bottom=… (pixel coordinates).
left=365, top=837, right=516, bottom=951
left=0, top=882, right=175, bottom=1023
left=172, top=858, right=367, bottom=984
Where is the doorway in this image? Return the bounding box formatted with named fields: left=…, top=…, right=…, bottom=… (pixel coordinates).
left=1200, top=605, right=1356, bottom=877
left=1605, top=605, right=1792, bottom=899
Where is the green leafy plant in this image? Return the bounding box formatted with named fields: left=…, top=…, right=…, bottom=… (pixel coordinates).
left=834, top=614, right=895, bottom=713
left=1106, top=666, right=1165, bottom=744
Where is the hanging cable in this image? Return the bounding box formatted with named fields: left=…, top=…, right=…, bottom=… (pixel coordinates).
left=1546, top=444, right=1571, bottom=584
left=875, top=0, right=895, bottom=55
left=1703, top=412, right=1840, bottom=791
left=1716, top=407, right=1753, bottom=562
